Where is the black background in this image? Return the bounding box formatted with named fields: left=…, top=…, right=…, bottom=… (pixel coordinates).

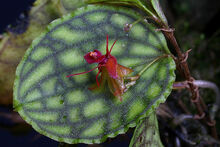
left=0, top=0, right=35, bottom=33
left=0, top=0, right=220, bottom=147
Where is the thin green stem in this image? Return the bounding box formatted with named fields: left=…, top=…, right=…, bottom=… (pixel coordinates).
left=86, top=0, right=158, bottom=20
left=135, top=0, right=156, bottom=18
left=138, top=54, right=170, bottom=76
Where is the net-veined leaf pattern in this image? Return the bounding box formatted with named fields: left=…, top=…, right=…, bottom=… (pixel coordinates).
left=13, top=5, right=175, bottom=144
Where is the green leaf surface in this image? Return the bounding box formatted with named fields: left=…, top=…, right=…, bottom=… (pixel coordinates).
left=129, top=111, right=163, bottom=147
left=14, top=5, right=175, bottom=144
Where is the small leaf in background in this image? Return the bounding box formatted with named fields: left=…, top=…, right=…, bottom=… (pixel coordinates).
left=129, top=111, right=163, bottom=147
left=151, top=0, right=168, bottom=25
left=13, top=5, right=175, bottom=144
left=60, top=0, right=86, bottom=13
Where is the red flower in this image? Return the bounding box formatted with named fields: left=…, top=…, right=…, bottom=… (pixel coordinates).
left=67, top=35, right=134, bottom=101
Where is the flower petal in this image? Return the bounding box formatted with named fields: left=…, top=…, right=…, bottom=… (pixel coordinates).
left=105, top=56, right=118, bottom=79
left=84, top=50, right=104, bottom=64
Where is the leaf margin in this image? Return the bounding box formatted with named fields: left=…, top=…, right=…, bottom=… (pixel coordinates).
left=13, top=4, right=176, bottom=144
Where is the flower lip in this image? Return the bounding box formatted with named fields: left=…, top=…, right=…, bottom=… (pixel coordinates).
left=84, top=49, right=104, bottom=64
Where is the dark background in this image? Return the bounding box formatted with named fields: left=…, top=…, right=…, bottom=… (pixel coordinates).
left=0, top=0, right=35, bottom=33
left=0, top=0, right=220, bottom=147
left=0, top=1, right=58, bottom=147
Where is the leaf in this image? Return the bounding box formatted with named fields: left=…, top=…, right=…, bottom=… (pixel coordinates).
left=84, top=0, right=168, bottom=24
left=129, top=111, right=163, bottom=147
left=0, top=0, right=85, bottom=105
left=151, top=0, right=168, bottom=25
left=59, top=0, right=87, bottom=14
left=13, top=5, right=175, bottom=144
left=84, top=0, right=157, bottom=18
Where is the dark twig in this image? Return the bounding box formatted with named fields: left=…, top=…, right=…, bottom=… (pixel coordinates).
left=159, top=118, right=197, bottom=145
left=173, top=114, right=193, bottom=125
left=173, top=81, right=189, bottom=89
left=151, top=17, right=218, bottom=139
left=193, top=80, right=220, bottom=120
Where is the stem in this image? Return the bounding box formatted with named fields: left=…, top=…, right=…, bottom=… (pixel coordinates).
left=87, top=0, right=158, bottom=21
left=138, top=54, right=169, bottom=76
left=193, top=80, right=220, bottom=104
left=173, top=80, right=220, bottom=120
left=172, top=81, right=189, bottom=89
left=66, top=65, right=99, bottom=77
left=173, top=114, right=193, bottom=125
left=135, top=0, right=157, bottom=19
left=193, top=80, right=220, bottom=120
left=151, top=16, right=218, bottom=139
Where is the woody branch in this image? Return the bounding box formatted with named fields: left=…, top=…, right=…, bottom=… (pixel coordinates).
left=152, top=17, right=218, bottom=139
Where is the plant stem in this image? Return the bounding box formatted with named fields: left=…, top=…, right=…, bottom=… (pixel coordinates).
left=138, top=54, right=169, bottom=76
left=193, top=80, right=220, bottom=121
left=152, top=17, right=218, bottom=139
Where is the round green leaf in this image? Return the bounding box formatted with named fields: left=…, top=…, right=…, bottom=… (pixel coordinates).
left=13, top=5, right=175, bottom=144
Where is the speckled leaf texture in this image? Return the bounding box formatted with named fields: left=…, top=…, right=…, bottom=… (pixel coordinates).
left=13, top=5, right=175, bottom=144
